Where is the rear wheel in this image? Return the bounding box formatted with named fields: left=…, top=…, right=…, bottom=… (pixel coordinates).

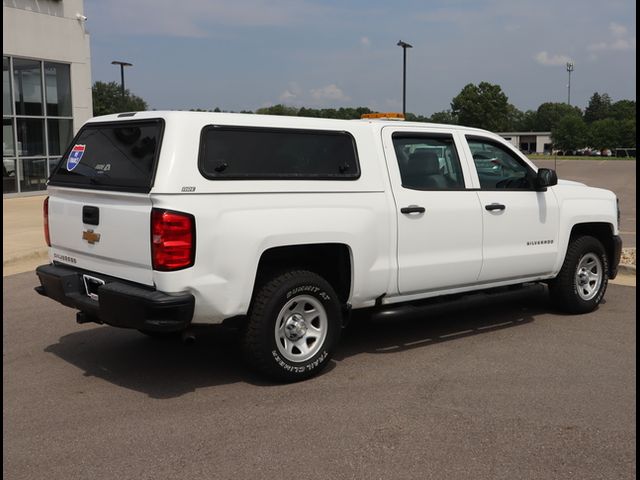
left=549, top=236, right=609, bottom=313
left=242, top=270, right=342, bottom=382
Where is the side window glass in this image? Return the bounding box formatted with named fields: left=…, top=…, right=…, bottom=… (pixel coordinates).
left=199, top=126, right=360, bottom=180
left=467, top=137, right=534, bottom=190
left=392, top=133, right=465, bottom=190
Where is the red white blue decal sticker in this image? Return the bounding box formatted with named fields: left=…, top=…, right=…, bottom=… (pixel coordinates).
left=67, top=144, right=86, bottom=171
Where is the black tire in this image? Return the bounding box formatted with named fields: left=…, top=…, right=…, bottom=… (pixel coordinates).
left=549, top=236, right=609, bottom=314
left=242, top=270, right=342, bottom=382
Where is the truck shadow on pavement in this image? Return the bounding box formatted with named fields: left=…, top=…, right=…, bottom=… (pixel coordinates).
left=44, top=284, right=552, bottom=398
left=336, top=284, right=549, bottom=360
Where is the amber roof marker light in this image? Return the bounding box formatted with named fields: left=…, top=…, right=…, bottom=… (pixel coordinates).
left=360, top=112, right=405, bottom=120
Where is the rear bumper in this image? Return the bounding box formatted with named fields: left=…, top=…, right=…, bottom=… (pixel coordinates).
left=609, top=235, right=623, bottom=279
left=35, top=264, right=194, bottom=332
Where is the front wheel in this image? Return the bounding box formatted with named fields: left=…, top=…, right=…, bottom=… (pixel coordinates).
left=242, top=270, right=342, bottom=382
left=549, top=235, right=609, bottom=314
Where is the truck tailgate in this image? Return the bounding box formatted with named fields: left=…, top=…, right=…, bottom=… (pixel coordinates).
left=48, top=187, right=154, bottom=285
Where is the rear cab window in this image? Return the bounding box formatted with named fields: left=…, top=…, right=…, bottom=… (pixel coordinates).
left=49, top=119, right=164, bottom=192
left=198, top=125, right=360, bottom=180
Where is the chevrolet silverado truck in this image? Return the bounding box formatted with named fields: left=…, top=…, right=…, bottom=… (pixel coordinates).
left=35, top=111, right=622, bottom=381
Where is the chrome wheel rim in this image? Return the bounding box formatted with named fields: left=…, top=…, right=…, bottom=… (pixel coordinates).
left=275, top=295, right=328, bottom=363
left=575, top=253, right=603, bottom=301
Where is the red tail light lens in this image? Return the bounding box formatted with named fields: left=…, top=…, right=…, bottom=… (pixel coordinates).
left=43, top=196, right=51, bottom=247
left=151, top=209, right=195, bottom=271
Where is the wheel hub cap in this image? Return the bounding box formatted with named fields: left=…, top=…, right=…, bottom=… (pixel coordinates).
left=284, top=314, right=307, bottom=341
left=574, top=253, right=603, bottom=301
left=275, top=294, right=329, bottom=363
left=578, top=270, right=589, bottom=286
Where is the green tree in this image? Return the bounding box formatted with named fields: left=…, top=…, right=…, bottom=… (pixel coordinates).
left=450, top=82, right=511, bottom=131
left=617, top=119, right=636, bottom=147
left=255, top=104, right=299, bottom=116
left=584, top=92, right=612, bottom=123
left=427, top=110, right=458, bottom=125
left=551, top=115, right=588, bottom=151
left=609, top=100, right=636, bottom=121
left=533, top=102, right=583, bottom=131
left=92, top=81, right=147, bottom=116
left=508, top=108, right=537, bottom=131
left=588, top=119, right=620, bottom=150
left=404, top=112, right=429, bottom=122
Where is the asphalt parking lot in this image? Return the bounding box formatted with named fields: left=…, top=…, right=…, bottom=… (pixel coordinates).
left=532, top=158, right=636, bottom=248
left=3, top=271, right=636, bottom=480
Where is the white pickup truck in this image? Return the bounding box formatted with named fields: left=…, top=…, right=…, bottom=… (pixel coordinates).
left=36, top=111, right=622, bottom=381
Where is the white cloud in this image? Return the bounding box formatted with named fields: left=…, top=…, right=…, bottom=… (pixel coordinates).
left=279, top=82, right=302, bottom=102
left=310, top=84, right=350, bottom=101
left=534, top=51, right=572, bottom=66
left=279, top=90, right=297, bottom=101
left=610, top=22, right=628, bottom=37
left=360, top=36, right=371, bottom=47
left=587, top=22, right=636, bottom=54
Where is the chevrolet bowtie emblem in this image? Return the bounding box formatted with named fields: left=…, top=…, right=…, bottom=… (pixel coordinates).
left=82, top=229, right=101, bottom=244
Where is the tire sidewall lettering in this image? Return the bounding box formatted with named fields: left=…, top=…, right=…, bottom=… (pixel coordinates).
left=272, top=349, right=329, bottom=373
left=286, top=285, right=331, bottom=301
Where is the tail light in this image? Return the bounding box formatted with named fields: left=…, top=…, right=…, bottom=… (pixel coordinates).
left=43, top=196, right=51, bottom=247
left=151, top=209, right=195, bottom=271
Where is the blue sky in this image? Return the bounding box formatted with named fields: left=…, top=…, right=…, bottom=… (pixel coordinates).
left=85, top=0, right=636, bottom=116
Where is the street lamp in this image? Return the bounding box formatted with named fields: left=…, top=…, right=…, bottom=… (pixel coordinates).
left=111, top=60, right=133, bottom=98
left=397, top=40, right=413, bottom=116
left=566, top=61, right=574, bottom=106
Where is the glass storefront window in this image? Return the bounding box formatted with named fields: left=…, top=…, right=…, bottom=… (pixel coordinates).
left=47, top=118, right=73, bottom=155
left=19, top=157, right=48, bottom=192
left=3, top=118, right=14, bottom=157
left=3, top=57, right=12, bottom=116
left=45, top=63, right=72, bottom=117
left=17, top=118, right=45, bottom=156
left=48, top=157, right=61, bottom=176
left=13, top=58, right=43, bottom=116
left=3, top=158, right=17, bottom=193
left=4, top=56, right=74, bottom=195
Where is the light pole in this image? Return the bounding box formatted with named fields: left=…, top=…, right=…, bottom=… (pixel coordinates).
left=397, top=40, right=413, bottom=116
left=111, top=60, right=133, bottom=98
left=566, top=61, right=574, bottom=105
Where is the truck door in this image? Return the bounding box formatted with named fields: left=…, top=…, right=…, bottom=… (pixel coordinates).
left=382, top=127, right=483, bottom=295
left=462, top=135, right=560, bottom=282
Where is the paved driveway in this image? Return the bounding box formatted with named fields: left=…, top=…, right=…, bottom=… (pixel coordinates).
left=532, top=159, right=636, bottom=248
left=4, top=271, right=636, bottom=480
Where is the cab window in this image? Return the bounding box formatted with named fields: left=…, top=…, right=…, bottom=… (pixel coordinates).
left=467, top=136, right=535, bottom=190
left=392, top=133, right=465, bottom=190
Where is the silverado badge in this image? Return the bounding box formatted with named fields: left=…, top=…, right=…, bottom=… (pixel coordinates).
left=82, top=229, right=101, bottom=244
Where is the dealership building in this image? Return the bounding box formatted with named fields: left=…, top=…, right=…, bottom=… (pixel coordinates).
left=3, top=0, right=92, bottom=196
left=498, top=131, right=553, bottom=154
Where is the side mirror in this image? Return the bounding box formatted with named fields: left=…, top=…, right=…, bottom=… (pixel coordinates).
left=536, top=168, right=558, bottom=191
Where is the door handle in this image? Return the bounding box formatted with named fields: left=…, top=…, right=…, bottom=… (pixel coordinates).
left=82, top=205, right=100, bottom=225
left=485, top=203, right=506, bottom=211
left=401, top=205, right=426, bottom=214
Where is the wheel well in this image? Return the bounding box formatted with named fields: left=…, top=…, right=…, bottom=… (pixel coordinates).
left=570, top=222, right=616, bottom=274
left=255, top=244, right=352, bottom=303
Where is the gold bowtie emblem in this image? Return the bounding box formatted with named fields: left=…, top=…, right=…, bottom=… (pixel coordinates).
left=82, top=229, right=101, bottom=244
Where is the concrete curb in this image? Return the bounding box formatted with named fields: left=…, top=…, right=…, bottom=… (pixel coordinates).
left=3, top=248, right=49, bottom=267
left=617, top=264, right=636, bottom=276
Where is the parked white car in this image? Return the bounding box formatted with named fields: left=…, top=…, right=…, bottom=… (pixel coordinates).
left=36, top=111, right=622, bottom=381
